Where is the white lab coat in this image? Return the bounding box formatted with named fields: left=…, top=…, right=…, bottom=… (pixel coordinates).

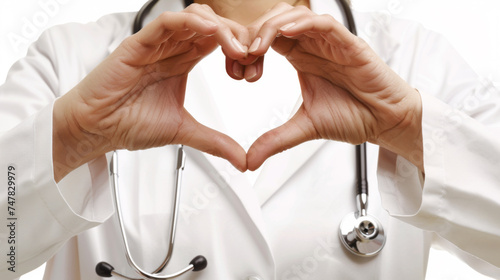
left=1, top=0, right=500, bottom=279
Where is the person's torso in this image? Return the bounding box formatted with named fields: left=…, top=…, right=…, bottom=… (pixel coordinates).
left=41, top=5, right=432, bottom=280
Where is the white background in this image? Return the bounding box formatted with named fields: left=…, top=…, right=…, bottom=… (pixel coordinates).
left=0, top=0, right=499, bottom=279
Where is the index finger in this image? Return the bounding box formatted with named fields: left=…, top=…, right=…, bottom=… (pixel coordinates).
left=136, top=11, right=219, bottom=47
left=247, top=5, right=314, bottom=57
left=118, top=11, right=219, bottom=66
left=130, top=7, right=249, bottom=62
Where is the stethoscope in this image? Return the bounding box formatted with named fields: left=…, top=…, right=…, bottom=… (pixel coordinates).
left=95, top=0, right=385, bottom=279
left=336, top=0, right=386, bottom=258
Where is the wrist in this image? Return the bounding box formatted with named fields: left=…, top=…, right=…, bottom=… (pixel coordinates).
left=373, top=88, right=424, bottom=171
left=52, top=93, right=112, bottom=182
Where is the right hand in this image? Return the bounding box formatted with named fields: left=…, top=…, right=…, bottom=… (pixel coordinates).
left=53, top=4, right=249, bottom=181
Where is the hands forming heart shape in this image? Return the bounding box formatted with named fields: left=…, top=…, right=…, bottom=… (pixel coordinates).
left=53, top=3, right=423, bottom=181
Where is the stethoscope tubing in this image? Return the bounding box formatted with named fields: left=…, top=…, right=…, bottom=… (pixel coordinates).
left=109, top=148, right=194, bottom=279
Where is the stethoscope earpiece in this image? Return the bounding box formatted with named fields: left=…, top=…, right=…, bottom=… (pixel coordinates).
left=190, top=255, right=208, bottom=271
left=96, top=261, right=114, bottom=278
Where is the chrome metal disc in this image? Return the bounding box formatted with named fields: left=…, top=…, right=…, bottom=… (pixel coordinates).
left=339, top=212, right=386, bottom=257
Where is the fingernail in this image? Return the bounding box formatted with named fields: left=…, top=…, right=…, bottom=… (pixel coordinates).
left=232, top=61, right=244, bottom=78
left=232, top=37, right=247, bottom=54
left=248, top=37, right=261, bottom=53
left=280, top=22, right=296, bottom=31
left=245, top=64, right=257, bottom=81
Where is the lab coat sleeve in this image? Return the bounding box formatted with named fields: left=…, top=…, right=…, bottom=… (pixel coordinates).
left=0, top=27, right=113, bottom=278
left=377, top=23, right=500, bottom=277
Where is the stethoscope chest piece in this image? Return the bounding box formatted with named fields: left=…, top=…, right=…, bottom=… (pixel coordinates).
left=339, top=210, right=385, bottom=257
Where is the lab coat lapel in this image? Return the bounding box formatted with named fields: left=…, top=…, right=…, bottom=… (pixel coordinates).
left=183, top=146, right=266, bottom=227
left=253, top=140, right=327, bottom=206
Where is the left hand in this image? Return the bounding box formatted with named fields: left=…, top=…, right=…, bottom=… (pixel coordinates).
left=240, top=4, right=423, bottom=171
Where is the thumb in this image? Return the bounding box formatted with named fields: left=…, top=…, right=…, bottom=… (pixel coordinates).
left=176, top=111, right=247, bottom=172
left=246, top=107, right=318, bottom=171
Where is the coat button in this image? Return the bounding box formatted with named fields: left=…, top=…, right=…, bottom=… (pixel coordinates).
left=246, top=276, right=263, bottom=280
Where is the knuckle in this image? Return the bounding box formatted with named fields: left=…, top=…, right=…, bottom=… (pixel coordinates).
left=158, top=11, right=173, bottom=21
left=246, top=24, right=260, bottom=36
left=235, top=25, right=249, bottom=38
left=200, top=3, right=214, bottom=12
left=185, top=3, right=214, bottom=14
left=184, top=2, right=199, bottom=11
left=218, top=24, right=232, bottom=35
left=274, top=2, right=292, bottom=9
left=318, top=13, right=338, bottom=27
left=262, top=20, right=277, bottom=31
left=319, top=13, right=335, bottom=21
left=295, top=5, right=310, bottom=12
